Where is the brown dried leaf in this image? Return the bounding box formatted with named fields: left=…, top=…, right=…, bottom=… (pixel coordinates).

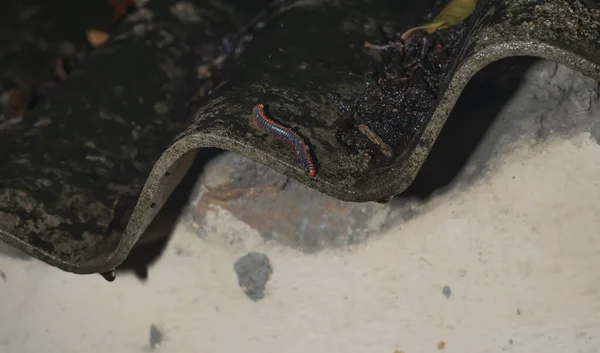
left=108, top=0, right=137, bottom=23
left=401, top=0, right=478, bottom=40
left=8, top=87, right=31, bottom=116
left=55, top=57, right=68, bottom=80
left=87, top=29, right=111, bottom=48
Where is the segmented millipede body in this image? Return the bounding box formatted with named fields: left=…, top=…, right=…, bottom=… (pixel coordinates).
left=251, top=104, right=316, bottom=177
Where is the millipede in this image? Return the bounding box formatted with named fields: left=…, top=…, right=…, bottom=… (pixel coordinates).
left=251, top=104, right=317, bottom=178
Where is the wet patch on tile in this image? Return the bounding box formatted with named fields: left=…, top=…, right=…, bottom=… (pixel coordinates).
left=149, top=324, right=163, bottom=349
left=442, top=285, right=451, bottom=298
left=234, top=252, right=273, bottom=301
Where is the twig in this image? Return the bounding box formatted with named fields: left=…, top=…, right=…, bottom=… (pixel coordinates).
left=358, top=124, right=393, bottom=157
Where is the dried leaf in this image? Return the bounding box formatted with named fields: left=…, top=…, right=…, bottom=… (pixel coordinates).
left=8, top=87, right=31, bottom=116
left=196, top=64, right=212, bottom=79
left=87, top=29, right=110, bottom=47
left=108, top=0, right=137, bottom=23
left=55, top=57, right=70, bottom=80
left=401, top=0, right=478, bottom=40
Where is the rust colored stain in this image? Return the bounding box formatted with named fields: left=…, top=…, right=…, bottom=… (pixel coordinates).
left=437, top=341, right=446, bottom=350
left=188, top=153, right=390, bottom=251
left=192, top=181, right=356, bottom=250
left=198, top=183, right=312, bottom=221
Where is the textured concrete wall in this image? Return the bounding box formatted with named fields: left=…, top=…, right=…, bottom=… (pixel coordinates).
left=1, top=61, right=600, bottom=353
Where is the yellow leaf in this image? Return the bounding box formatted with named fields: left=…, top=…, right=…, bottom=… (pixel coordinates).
left=87, top=29, right=111, bottom=48
left=401, top=0, right=478, bottom=41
